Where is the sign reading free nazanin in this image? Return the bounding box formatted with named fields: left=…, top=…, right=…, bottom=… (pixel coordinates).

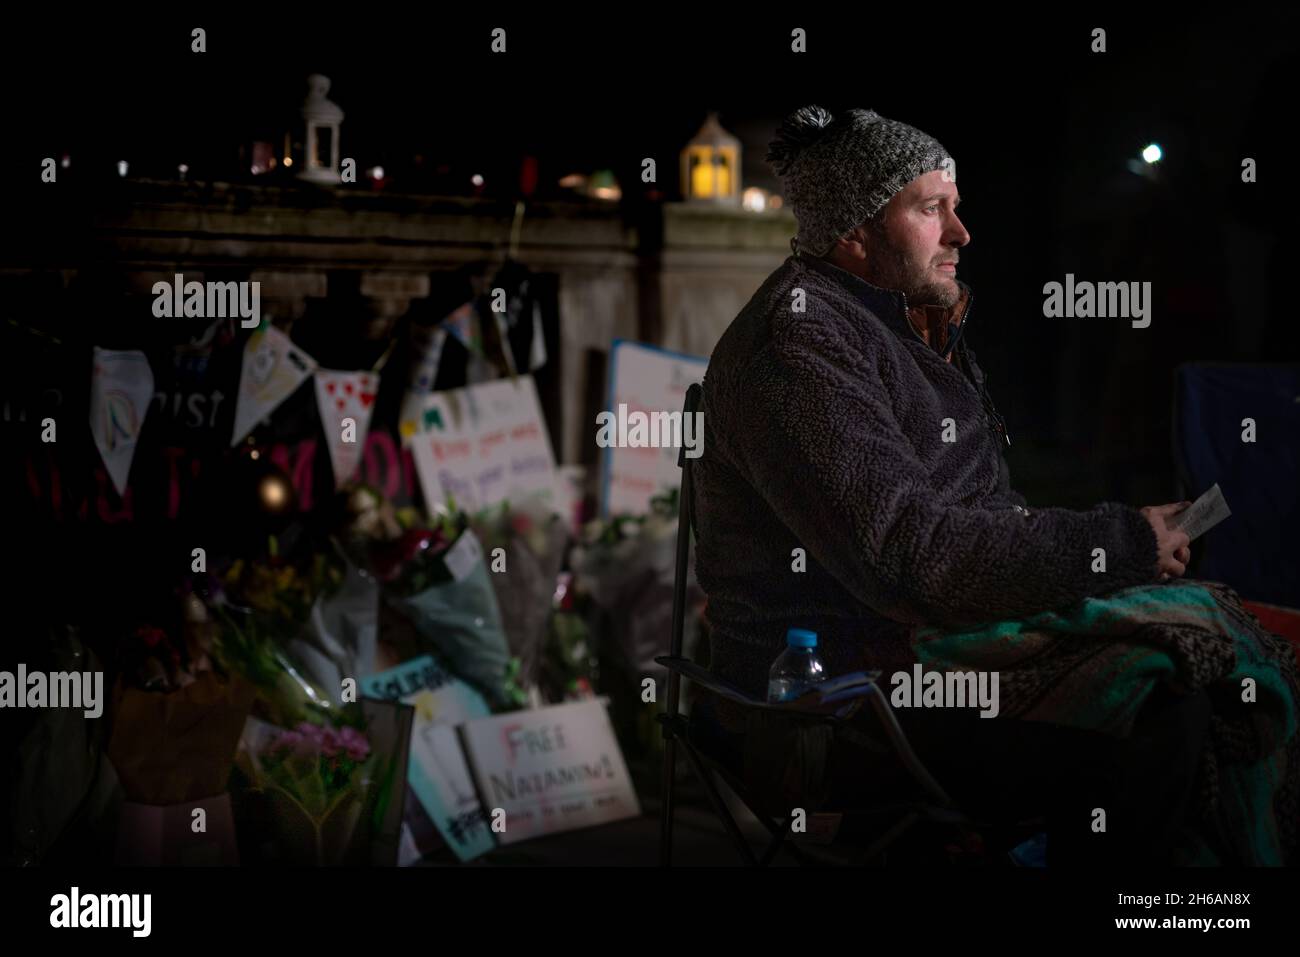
left=457, top=698, right=640, bottom=844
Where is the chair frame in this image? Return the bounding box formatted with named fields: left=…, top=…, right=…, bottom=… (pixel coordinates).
left=656, top=384, right=1013, bottom=867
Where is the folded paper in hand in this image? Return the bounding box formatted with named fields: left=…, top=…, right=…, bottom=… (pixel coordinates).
left=1169, top=483, right=1232, bottom=542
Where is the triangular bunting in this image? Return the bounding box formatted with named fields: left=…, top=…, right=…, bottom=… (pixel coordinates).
left=441, top=302, right=479, bottom=353
left=315, top=368, right=381, bottom=488
left=230, top=324, right=316, bottom=446
left=89, top=347, right=155, bottom=497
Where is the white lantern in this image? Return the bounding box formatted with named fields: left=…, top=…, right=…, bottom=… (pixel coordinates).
left=681, top=112, right=741, bottom=205
left=297, top=74, right=344, bottom=184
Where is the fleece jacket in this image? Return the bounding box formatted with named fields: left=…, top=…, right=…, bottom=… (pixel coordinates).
left=692, top=252, right=1160, bottom=704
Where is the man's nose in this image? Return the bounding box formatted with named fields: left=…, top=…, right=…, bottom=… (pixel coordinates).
left=945, top=212, right=971, bottom=248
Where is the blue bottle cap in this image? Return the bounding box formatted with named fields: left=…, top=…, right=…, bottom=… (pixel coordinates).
left=786, top=628, right=818, bottom=649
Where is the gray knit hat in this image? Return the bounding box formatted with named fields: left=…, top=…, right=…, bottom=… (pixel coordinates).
left=768, top=106, right=952, bottom=258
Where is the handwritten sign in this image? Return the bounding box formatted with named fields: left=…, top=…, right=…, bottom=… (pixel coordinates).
left=457, top=698, right=640, bottom=844
left=409, top=375, right=558, bottom=516
left=601, top=339, right=707, bottom=517
left=361, top=656, right=495, bottom=862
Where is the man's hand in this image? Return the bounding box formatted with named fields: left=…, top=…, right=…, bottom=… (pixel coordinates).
left=1140, top=502, right=1192, bottom=580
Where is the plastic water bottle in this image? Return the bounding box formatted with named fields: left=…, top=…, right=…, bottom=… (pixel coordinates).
left=766, top=628, right=826, bottom=703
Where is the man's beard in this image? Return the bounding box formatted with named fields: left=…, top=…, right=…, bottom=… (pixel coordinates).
left=864, top=232, right=960, bottom=308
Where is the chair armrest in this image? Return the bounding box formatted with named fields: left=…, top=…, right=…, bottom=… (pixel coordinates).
left=658, top=656, right=957, bottom=808
left=656, top=655, right=769, bottom=708
left=656, top=656, right=881, bottom=719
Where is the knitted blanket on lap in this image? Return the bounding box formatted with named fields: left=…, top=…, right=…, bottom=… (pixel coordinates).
left=914, top=579, right=1299, bottom=865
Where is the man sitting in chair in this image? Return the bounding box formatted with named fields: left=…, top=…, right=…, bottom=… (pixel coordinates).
left=690, top=106, right=1298, bottom=865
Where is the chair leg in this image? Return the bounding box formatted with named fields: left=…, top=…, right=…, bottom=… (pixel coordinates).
left=677, top=738, right=759, bottom=866
left=759, top=816, right=797, bottom=867
left=659, top=393, right=696, bottom=867
left=658, top=735, right=677, bottom=868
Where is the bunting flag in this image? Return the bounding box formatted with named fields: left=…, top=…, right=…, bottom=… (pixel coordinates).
left=89, top=347, right=155, bottom=497
left=230, top=323, right=316, bottom=447
left=315, top=369, right=380, bottom=488
left=441, top=301, right=479, bottom=354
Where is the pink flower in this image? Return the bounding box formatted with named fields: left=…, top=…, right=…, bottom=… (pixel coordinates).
left=296, top=722, right=327, bottom=744
left=320, top=726, right=343, bottom=758
left=271, top=729, right=321, bottom=759
left=339, top=726, right=370, bottom=762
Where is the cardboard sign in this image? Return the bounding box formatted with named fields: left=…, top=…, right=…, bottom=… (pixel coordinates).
left=361, top=656, right=495, bottom=862
left=457, top=698, right=640, bottom=844
left=601, top=339, right=707, bottom=517
left=409, top=375, right=557, bottom=516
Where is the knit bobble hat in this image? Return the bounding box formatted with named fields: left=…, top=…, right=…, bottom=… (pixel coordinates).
left=768, top=105, right=952, bottom=258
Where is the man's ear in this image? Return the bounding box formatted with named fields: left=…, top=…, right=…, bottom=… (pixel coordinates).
left=830, top=225, right=870, bottom=263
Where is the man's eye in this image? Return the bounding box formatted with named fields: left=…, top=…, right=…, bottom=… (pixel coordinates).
left=924, top=206, right=939, bottom=213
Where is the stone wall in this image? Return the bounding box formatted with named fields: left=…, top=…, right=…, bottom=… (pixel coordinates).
left=4, top=180, right=795, bottom=465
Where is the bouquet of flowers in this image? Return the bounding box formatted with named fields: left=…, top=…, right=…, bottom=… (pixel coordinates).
left=331, top=485, right=524, bottom=710
left=471, top=494, right=570, bottom=693
left=240, top=718, right=376, bottom=866
left=569, top=488, right=701, bottom=674
left=570, top=488, right=682, bottom=607
left=203, top=539, right=342, bottom=729
left=220, top=545, right=344, bottom=626
left=332, top=484, right=456, bottom=591
left=538, top=571, right=599, bottom=703
left=99, top=603, right=256, bottom=865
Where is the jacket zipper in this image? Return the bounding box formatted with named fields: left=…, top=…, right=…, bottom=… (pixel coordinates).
left=959, top=335, right=1012, bottom=449
left=939, top=294, right=971, bottom=361
left=939, top=293, right=1012, bottom=451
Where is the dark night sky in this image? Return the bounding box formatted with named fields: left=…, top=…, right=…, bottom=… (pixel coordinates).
left=5, top=14, right=1285, bottom=199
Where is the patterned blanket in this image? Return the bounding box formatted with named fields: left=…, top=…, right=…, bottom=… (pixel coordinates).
left=914, top=580, right=1299, bottom=865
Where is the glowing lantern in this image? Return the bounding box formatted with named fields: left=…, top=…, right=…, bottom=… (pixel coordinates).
left=681, top=112, right=741, bottom=205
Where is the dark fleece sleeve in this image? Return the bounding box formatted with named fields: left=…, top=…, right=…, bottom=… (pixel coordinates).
left=730, top=319, right=1159, bottom=629
left=995, top=453, right=1029, bottom=509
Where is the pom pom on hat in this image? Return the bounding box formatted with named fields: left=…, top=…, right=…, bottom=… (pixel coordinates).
left=766, top=105, right=836, bottom=177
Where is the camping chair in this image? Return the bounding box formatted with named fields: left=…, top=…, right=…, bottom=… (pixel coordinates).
left=655, top=384, right=1034, bottom=867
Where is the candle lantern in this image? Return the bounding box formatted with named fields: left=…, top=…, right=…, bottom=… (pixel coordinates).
left=681, top=112, right=741, bottom=205
left=296, top=74, right=344, bottom=184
